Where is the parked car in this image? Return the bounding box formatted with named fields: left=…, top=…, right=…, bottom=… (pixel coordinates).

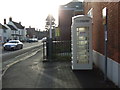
left=27, top=38, right=38, bottom=43
left=3, top=40, right=23, bottom=51
left=32, top=38, right=38, bottom=42
left=41, top=37, right=47, bottom=42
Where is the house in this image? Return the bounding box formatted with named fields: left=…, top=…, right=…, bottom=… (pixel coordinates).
left=58, top=0, right=84, bottom=40
left=26, top=26, right=36, bottom=38
left=7, top=17, right=26, bottom=41
left=84, top=1, right=120, bottom=87
left=26, top=26, right=47, bottom=40
left=0, top=23, right=9, bottom=43
left=0, top=17, right=27, bottom=43
left=0, top=24, right=2, bottom=43
left=6, top=24, right=18, bottom=40
left=35, top=30, right=47, bottom=40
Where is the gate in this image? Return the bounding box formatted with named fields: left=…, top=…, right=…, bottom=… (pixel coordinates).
left=52, top=40, right=71, bottom=61
left=43, top=40, right=71, bottom=61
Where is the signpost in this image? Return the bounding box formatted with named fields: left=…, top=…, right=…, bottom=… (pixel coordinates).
left=102, top=7, right=108, bottom=81
left=49, top=15, right=52, bottom=60
left=45, top=14, right=55, bottom=61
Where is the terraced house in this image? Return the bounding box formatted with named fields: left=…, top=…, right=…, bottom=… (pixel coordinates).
left=0, top=23, right=8, bottom=43
left=7, top=17, right=26, bottom=41
left=0, top=17, right=27, bottom=43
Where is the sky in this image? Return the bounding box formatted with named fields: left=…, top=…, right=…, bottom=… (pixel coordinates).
left=0, top=0, right=83, bottom=31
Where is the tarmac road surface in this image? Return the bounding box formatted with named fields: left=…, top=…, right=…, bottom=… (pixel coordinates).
left=2, top=48, right=118, bottom=88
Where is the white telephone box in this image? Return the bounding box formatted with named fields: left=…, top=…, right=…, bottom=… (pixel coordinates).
left=71, top=15, right=93, bottom=70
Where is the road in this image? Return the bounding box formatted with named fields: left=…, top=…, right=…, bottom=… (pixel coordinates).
left=2, top=40, right=43, bottom=68
left=1, top=40, right=42, bottom=54
left=2, top=46, right=43, bottom=88
left=0, top=40, right=43, bottom=89
left=0, top=40, right=43, bottom=85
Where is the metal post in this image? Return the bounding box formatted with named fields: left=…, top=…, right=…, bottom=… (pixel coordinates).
left=49, top=15, right=52, bottom=39
left=104, top=24, right=108, bottom=81
left=103, top=7, right=108, bottom=81
left=43, top=41, right=45, bottom=59
left=48, top=14, right=52, bottom=61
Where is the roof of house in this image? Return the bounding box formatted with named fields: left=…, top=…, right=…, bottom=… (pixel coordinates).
left=0, top=23, right=8, bottom=30
left=0, top=23, right=2, bottom=29
left=12, top=21, right=25, bottom=29
left=59, top=0, right=84, bottom=11
left=7, top=24, right=17, bottom=30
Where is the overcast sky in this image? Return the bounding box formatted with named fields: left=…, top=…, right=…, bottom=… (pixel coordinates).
left=0, top=0, right=84, bottom=31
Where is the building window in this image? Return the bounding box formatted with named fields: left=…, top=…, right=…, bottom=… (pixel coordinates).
left=87, top=8, right=93, bottom=18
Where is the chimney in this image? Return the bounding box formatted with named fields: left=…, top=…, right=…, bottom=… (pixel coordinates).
left=19, top=22, right=21, bottom=24
left=9, top=17, right=12, bottom=21
left=4, top=19, right=6, bottom=24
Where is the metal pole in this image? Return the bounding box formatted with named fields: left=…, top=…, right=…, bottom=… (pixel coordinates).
left=43, top=41, right=45, bottom=59
left=49, top=15, right=52, bottom=39
left=104, top=24, right=108, bottom=81
left=48, top=14, right=52, bottom=60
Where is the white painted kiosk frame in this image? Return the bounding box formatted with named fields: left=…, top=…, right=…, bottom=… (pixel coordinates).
left=71, top=15, right=93, bottom=70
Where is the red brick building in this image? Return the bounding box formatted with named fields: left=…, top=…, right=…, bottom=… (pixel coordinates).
left=58, top=0, right=84, bottom=40
left=26, top=26, right=36, bottom=38
left=84, top=2, right=120, bottom=87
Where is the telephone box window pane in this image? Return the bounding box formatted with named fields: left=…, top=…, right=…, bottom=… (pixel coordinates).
left=79, top=27, right=86, bottom=32
left=76, top=27, right=89, bottom=64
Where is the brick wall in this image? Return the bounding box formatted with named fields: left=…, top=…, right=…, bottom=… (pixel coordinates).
left=107, top=2, right=119, bottom=63
left=59, top=10, right=74, bottom=40
left=84, top=2, right=120, bottom=63
left=58, top=10, right=84, bottom=41
left=118, top=2, right=120, bottom=63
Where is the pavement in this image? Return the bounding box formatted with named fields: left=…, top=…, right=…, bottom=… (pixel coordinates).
left=2, top=49, right=118, bottom=88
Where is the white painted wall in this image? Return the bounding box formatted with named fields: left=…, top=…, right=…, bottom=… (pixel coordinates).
left=8, top=22, right=19, bottom=40
left=0, top=29, right=2, bottom=35
left=18, top=29, right=26, bottom=41
left=3, top=29, right=8, bottom=42
left=22, top=28, right=27, bottom=41
left=0, top=29, right=3, bottom=43
left=8, top=21, right=26, bottom=41
left=4, top=25, right=12, bottom=40
left=0, top=26, right=11, bottom=43
left=93, top=50, right=120, bottom=87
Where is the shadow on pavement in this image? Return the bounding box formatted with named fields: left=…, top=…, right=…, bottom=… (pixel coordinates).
left=73, top=65, right=118, bottom=88
left=36, top=60, right=118, bottom=88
